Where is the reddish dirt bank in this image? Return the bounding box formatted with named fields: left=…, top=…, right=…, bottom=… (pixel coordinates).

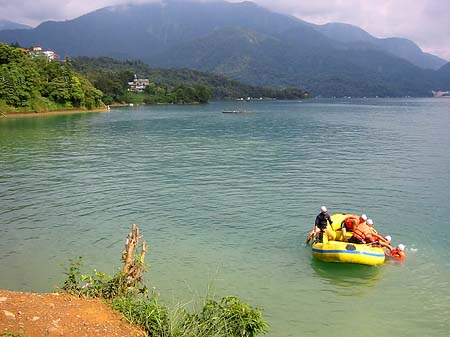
left=1, top=107, right=110, bottom=119
left=0, top=290, right=146, bottom=337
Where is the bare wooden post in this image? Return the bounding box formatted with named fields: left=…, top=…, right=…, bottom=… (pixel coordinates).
left=122, top=224, right=147, bottom=282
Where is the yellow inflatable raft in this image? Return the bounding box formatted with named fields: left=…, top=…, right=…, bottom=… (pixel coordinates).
left=310, top=213, right=386, bottom=266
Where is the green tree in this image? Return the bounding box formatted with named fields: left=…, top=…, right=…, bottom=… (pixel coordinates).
left=0, top=42, right=104, bottom=111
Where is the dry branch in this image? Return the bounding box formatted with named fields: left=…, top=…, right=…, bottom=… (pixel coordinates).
left=122, top=224, right=147, bottom=282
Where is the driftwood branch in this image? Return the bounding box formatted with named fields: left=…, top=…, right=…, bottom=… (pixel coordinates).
left=122, top=224, right=147, bottom=282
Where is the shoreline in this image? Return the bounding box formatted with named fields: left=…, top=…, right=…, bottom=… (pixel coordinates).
left=1, top=106, right=114, bottom=119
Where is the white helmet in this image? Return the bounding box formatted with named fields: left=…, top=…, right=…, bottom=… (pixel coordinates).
left=397, top=244, right=405, bottom=251
left=321, top=206, right=327, bottom=213
left=367, top=219, right=373, bottom=226
left=361, top=214, right=368, bottom=221
left=385, top=235, right=392, bottom=242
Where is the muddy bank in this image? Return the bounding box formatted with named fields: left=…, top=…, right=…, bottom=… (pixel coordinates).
left=0, top=289, right=145, bottom=337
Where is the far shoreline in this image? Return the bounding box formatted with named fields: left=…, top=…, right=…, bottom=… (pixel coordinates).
left=0, top=106, right=118, bottom=119
left=1, top=102, right=210, bottom=119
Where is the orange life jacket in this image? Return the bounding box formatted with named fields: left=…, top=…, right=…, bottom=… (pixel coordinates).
left=390, top=249, right=406, bottom=260
left=352, top=223, right=374, bottom=242
left=344, top=216, right=359, bottom=230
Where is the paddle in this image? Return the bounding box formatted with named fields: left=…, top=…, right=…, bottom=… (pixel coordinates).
left=306, top=227, right=316, bottom=244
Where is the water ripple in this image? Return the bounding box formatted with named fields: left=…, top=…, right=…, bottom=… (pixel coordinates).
left=1, top=99, right=450, bottom=337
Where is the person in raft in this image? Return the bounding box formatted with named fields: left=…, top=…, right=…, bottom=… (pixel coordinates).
left=341, top=213, right=367, bottom=241
left=348, top=218, right=391, bottom=248
left=314, top=206, right=334, bottom=243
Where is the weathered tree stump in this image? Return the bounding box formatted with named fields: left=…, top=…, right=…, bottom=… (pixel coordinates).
left=121, top=224, right=147, bottom=283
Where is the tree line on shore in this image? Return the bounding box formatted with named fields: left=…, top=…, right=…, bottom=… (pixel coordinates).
left=72, top=56, right=310, bottom=102
left=80, top=67, right=212, bottom=106
left=0, top=42, right=103, bottom=113
left=1, top=42, right=310, bottom=113
left=0, top=43, right=212, bottom=113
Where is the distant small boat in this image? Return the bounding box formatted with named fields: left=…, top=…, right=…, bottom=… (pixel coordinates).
left=222, top=110, right=254, bottom=114
left=432, top=90, right=450, bottom=98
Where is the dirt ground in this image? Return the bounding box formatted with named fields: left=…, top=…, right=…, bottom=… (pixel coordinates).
left=0, top=289, right=146, bottom=337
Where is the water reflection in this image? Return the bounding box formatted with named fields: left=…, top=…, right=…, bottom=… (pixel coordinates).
left=311, top=259, right=383, bottom=294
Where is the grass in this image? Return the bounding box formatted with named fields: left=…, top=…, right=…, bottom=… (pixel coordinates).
left=61, top=257, right=268, bottom=337
left=0, top=332, right=32, bottom=337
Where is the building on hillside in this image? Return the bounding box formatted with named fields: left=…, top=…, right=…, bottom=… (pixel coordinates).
left=30, top=45, right=59, bottom=61
left=128, top=74, right=150, bottom=92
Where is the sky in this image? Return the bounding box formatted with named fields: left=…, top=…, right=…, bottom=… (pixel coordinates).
left=0, top=0, right=449, bottom=61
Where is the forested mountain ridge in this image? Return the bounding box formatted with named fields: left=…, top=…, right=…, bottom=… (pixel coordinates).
left=1, top=0, right=449, bottom=97
left=71, top=56, right=310, bottom=101
left=312, top=22, right=447, bottom=70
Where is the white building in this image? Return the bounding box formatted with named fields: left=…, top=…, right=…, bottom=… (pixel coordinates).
left=128, top=74, right=150, bottom=92
left=30, top=45, right=59, bottom=61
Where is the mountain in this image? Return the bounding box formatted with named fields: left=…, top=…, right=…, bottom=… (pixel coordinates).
left=435, top=62, right=450, bottom=87
left=0, top=0, right=448, bottom=97
left=0, top=20, right=32, bottom=31
left=150, top=25, right=438, bottom=97
left=71, top=56, right=310, bottom=100
left=314, top=22, right=447, bottom=70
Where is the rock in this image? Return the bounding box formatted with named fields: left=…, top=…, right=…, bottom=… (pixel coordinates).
left=32, top=316, right=40, bottom=321
left=3, top=310, right=16, bottom=320
left=0, top=297, right=7, bottom=302
left=46, top=326, right=63, bottom=336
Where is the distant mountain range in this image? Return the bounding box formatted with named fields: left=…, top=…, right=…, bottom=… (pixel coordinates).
left=0, top=20, right=32, bottom=31
left=1, top=0, right=449, bottom=97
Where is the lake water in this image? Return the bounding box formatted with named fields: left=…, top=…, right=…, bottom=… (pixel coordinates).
left=1, top=99, right=450, bottom=337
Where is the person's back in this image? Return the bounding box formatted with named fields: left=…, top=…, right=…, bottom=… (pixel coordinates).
left=349, top=219, right=375, bottom=244
left=341, top=213, right=367, bottom=241
left=343, top=216, right=358, bottom=231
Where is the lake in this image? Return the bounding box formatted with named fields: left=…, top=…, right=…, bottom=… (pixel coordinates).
left=1, top=98, right=449, bottom=337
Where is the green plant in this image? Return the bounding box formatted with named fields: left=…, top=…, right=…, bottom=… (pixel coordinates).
left=61, top=256, right=83, bottom=295
left=112, top=294, right=170, bottom=337
left=60, top=225, right=268, bottom=337
left=61, top=257, right=146, bottom=299
left=172, top=296, right=268, bottom=337
left=0, top=331, right=31, bottom=337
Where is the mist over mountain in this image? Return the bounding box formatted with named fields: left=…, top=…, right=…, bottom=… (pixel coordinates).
left=1, top=0, right=448, bottom=97
left=313, top=22, right=447, bottom=70
left=0, top=19, right=32, bottom=31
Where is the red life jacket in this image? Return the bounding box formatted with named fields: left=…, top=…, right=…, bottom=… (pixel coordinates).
left=352, top=223, right=374, bottom=242
left=390, top=249, right=406, bottom=260
left=344, top=216, right=359, bottom=230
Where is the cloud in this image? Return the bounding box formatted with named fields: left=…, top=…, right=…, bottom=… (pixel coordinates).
left=246, top=0, right=450, bottom=60
left=0, top=0, right=449, bottom=60
left=0, top=1, right=160, bottom=26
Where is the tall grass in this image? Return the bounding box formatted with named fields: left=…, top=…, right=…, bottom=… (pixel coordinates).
left=61, top=257, right=268, bottom=337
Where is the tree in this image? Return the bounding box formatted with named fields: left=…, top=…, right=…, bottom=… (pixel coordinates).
left=0, top=42, right=104, bottom=111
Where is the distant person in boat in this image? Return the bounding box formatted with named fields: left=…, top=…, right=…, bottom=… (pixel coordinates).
left=341, top=213, right=367, bottom=241
left=313, top=206, right=334, bottom=243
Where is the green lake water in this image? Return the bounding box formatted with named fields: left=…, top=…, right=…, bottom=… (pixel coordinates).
left=1, top=98, right=449, bottom=336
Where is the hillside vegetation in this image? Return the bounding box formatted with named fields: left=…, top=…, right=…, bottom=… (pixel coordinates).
left=71, top=56, right=310, bottom=102
left=0, top=42, right=103, bottom=113
left=1, top=1, right=449, bottom=97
